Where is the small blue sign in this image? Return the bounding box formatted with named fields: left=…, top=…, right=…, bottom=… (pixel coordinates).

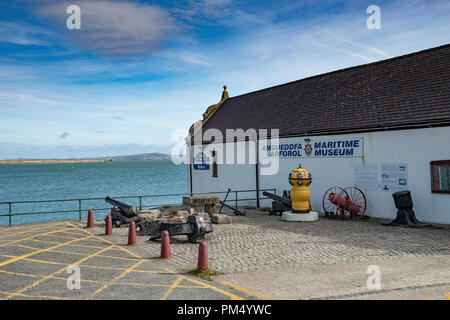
left=193, top=152, right=210, bottom=170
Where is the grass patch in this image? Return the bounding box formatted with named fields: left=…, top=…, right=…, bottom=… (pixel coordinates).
left=187, top=268, right=224, bottom=281
left=244, top=206, right=257, bottom=210
left=260, top=207, right=271, bottom=212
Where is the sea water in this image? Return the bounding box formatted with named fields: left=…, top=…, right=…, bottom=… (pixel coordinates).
left=0, top=161, right=188, bottom=226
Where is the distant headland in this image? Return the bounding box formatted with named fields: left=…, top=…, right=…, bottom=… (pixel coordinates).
left=0, top=153, right=171, bottom=165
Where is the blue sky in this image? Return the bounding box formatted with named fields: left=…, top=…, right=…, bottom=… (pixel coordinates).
left=0, top=0, right=449, bottom=159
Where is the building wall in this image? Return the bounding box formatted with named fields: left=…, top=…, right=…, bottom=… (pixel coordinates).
left=188, top=126, right=450, bottom=224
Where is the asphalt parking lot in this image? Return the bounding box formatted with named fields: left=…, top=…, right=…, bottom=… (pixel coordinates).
left=0, top=221, right=263, bottom=300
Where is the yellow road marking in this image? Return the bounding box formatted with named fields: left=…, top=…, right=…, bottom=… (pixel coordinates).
left=39, top=234, right=87, bottom=240
left=1, top=222, right=252, bottom=300
left=1, top=255, right=170, bottom=273
left=6, top=244, right=115, bottom=299
left=164, top=268, right=245, bottom=300
left=26, top=238, right=119, bottom=250
left=4, top=244, right=42, bottom=251
left=67, top=222, right=142, bottom=259
left=87, top=260, right=145, bottom=299
left=0, top=269, right=41, bottom=278
left=0, top=222, right=68, bottom=239
left=0, top=234, right=93, bottom=267
left=220, top=281, right=275, bottom=300
left=161, top=276, right=184, bottom=300
left=0, top=269, right=204, bottom=289
left=0, top=227, right=77, bottom=247
left=1, top=255, right=66, bottom=265
left=25, top=248, right=139, bottom=261
left=70, top=222, right=250, bottom=300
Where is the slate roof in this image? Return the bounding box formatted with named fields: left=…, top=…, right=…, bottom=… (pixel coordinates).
left=196, top=43, right=450, bottom=144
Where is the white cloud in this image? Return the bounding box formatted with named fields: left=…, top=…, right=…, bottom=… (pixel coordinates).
left=35, top=0, right=180, bottom=56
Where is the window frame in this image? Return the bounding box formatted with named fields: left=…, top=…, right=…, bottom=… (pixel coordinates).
left=430, top=160, right=450, bottom=194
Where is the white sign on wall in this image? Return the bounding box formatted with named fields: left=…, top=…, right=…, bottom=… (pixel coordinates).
left=381, top=163, right=408, bottom=192
left=354, top=164, right=379, bottom=191
left=260, top=138, right=363, bottom=158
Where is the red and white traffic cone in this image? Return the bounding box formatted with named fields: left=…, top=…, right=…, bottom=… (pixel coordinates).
left=197, top=241, right=208, bottom=273
left=160, top=230, right=171, bottom=259
left=87, top=210, right=94, bottom=228
left=105, top=214, right=113, bottom=236
left=128, top=221, right=136, bottom=246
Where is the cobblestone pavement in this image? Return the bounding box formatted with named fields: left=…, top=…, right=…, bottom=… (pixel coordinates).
left=106, top=207, right=450, bottom=274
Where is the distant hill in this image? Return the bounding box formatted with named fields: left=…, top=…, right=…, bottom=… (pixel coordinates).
left=0, top=153, right=172, bottom=164
left=111, top=153, right=172, bottom=162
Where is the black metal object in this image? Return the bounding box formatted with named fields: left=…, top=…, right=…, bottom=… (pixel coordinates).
left=263, top=191, right=292, bottom=216
left=105, top=196, right=139, bottom=227
left=105, top=196, right=137, bottom=216
left=148, top=214, right=213, bottom=243
left=218, top=189, right=245, bottom=216
left=383, top=190, right=431, bottom=227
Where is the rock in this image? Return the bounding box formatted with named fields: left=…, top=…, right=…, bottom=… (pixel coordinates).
left=212, top=214, right=232, bottom=224
left=197, top=212, right=211, bottom=221
left=177, top=210, right=189, bottom=218
left=138, top=209, right=161, bottom=220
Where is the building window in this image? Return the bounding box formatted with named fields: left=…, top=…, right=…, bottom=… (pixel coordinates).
left=212, top=150, right=218, bottom=178
left=430, top=160, right=450, bottom=194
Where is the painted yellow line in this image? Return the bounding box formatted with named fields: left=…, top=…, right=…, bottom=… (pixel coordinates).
left=182, top=275, right=245, bottom=300
left=66, top=222, right=142, bottom=259
left=3, top=244, right=42, bottom=251
left=161, top=276, right=184, bottom=300
left=1, top=255, right=164, bottom=274
left=0, top=227, right=77, bottom=247
left=87, top=259, right=145, bottom=299
left=6, top=244, right=116, bottom=299
left=0, top=269, right=204, bottom=289
left=0, top=269, right=41, bottom=278
left=27, top=238, right=71, bottom=245
left=0, top=222, right=68, bottom=239
left=0, top=234, right=93, bottom=267
left=162, top=268, right=245, bottom=300
left=1, top=255, right=66, bottom=266
left=28, top=247, right=140, bottom=261
left=40, top=234, right=86, bottom=240
left=220, top=281, right=275, bottom=300
left=65, top=222, right=247, bottom=300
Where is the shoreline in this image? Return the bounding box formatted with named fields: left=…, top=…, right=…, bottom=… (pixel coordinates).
left=0, top=159, right=112, bottom=165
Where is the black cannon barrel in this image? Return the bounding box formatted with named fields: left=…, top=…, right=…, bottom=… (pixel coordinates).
left=105, top=196, right=137, bottom=217
left=263, top=191, right=292, bottom=207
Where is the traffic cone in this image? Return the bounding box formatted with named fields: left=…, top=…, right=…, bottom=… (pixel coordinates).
left=160, top=230, right=171, bottom=259
left=105, top=214, right=112, bottom=235
left=87, top=210, right=94, bottom=228
left=128, top=221, right=136, bottom=246
left=197, top=241, right=208, bottom=273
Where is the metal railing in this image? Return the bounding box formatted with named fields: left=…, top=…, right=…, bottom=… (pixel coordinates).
left=0, top=188, right=276, bottom=226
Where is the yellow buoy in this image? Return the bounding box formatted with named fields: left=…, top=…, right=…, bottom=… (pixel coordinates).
left=288, top=165, right=312, bottom=213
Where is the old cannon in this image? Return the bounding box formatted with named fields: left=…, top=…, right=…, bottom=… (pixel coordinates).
left=148, top=214, right=213, bottom=243
left=263, top=191, right=292, bottom=215
left=105, top=196, right=139, bottom=227
left=383, top=190, right=430, bottom=227
left=322, top=186, right=367, bottom=219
